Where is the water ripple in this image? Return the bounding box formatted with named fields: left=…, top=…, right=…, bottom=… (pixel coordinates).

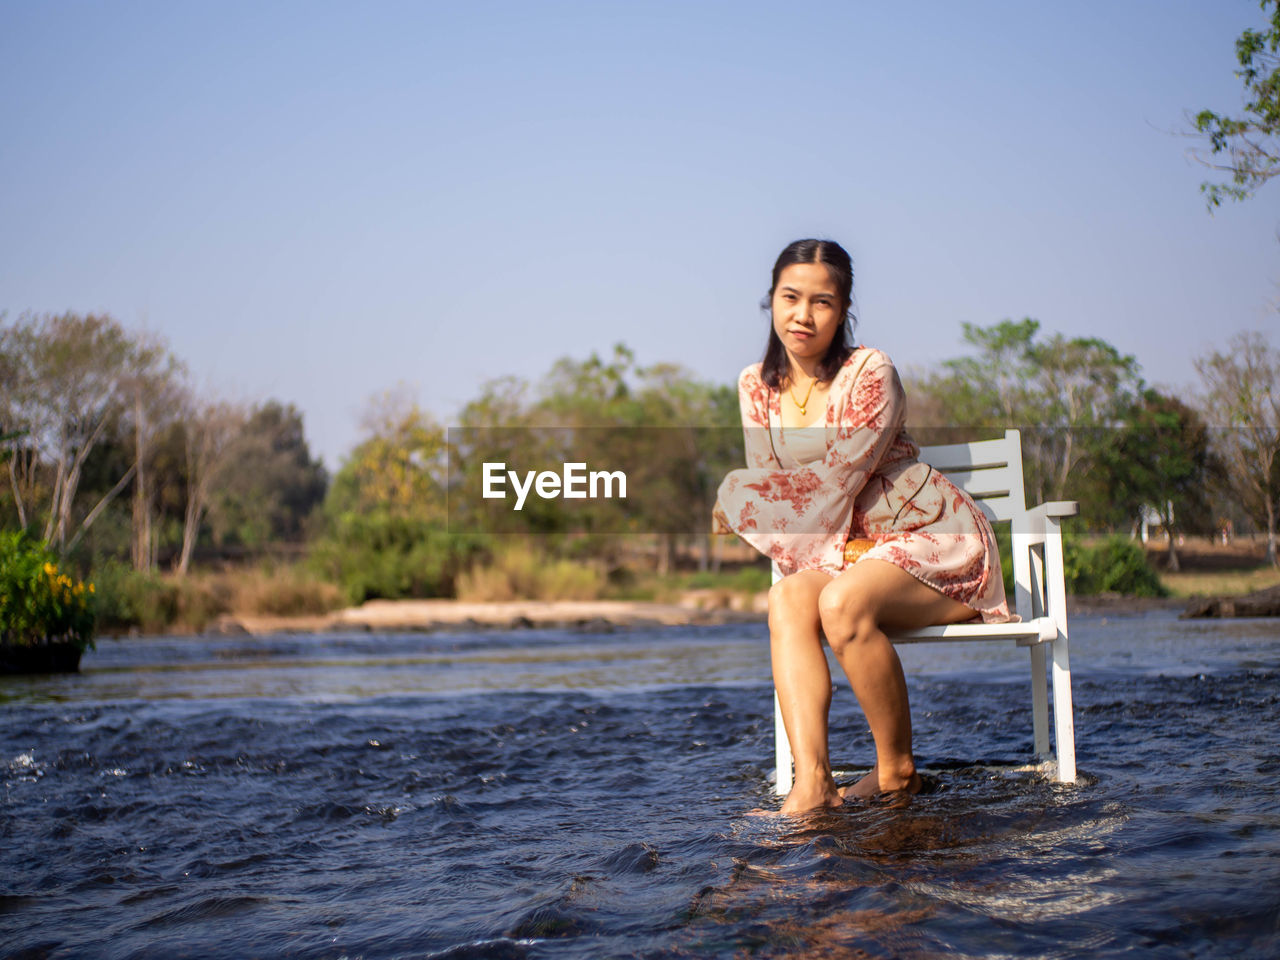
left=2, top=615, right=1279, bottom=958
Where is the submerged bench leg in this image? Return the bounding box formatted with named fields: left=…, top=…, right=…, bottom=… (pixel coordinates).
left=1051, top=635, right=1077, bottom=783
left=1041, top=511, right=1077, bottom=784
left=1030, top=643, right=1051, bottom=760
left=774, top=690, right=793, bottom=796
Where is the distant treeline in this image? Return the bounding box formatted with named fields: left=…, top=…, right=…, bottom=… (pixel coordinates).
left=2, top=312, right=1278, bottom=608
left=905, top=319, right=1280, bottom=570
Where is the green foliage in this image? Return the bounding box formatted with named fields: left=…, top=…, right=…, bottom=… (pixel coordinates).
left=996, top=524, right=1015, bottom=601
left=92, top=561, right=191, bottom=633
left=911, top=318, right=1145, bottom=518
left=208, top=401, right=328, bottom=547
left=0, top=429, right=25, bottom=464
left=0, top=531, right=96, bottom=649
left=683, top=565, right=772, bottom=593
left=92, top=562, right=342, bottom=633
left=452, top=344, right=741, bottom=553
left=309, top=512, right=478, bottom=603
left=937, top=318, right=1043, bottom=429
left=309, top=392, right=480, bottom=603
left=1194, top=0, right=1280, bottom=206
left=1063, top=535, right=1167, bottom=597
left=1088, top=388, right=1218, bottom=535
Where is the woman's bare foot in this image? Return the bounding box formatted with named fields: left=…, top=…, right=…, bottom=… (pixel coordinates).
left=779, top=776, right=844, bottom=815
left=838, top=763, right=922, bottom=800
left=839, top=766, right=882, bottom=800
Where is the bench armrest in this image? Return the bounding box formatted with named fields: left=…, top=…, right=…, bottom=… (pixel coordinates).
left=1028, top=500, right=1079, bottom=521
left=1020, top=501, right=1078, bottom=543
left=1014, top=500, right=1074, bottom=629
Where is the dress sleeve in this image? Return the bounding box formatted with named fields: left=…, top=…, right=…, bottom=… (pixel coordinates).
left=738, top=365, right=778, bottom=470
left=715, top=350, right=906, bottom=576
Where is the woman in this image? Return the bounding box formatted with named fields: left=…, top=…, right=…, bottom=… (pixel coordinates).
left=715, top=239, right=1011, bottom=815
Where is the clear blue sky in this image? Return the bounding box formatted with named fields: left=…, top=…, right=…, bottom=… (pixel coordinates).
left=2, top=0, right=1277, bottom=467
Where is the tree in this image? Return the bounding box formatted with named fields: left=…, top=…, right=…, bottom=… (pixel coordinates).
left=177, top=398, right=247, bottom=576
left=1096, top=389, right=1217, bottom=571
left=206, top=401, right=327, bottom=548
left=312, top=387, right=473, bottom=601
left=1192, top=0, right=1280, bottom=207
left=0, top=429, right=30, bottom=529
left=937, top=318, right=1042, bottom=429
left=121, top=334, right=186, bottom=570
left=0, top=313, right=146, bottom=552
left=627, top=362, right=740, bottom=573
left=911, top=319, right=1143, bottom=506
left=1026, top=334, right=1143, bottom=503
left=344, top=387, right=449, bottom=520
left=1195, top=331, right=1280, bottom=565
left=453, top=344, right=742, bottom=573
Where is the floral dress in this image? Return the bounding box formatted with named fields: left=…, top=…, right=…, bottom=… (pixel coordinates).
left=716, top=347, right=1012, bottom=623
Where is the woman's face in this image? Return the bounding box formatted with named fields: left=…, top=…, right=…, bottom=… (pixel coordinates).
left=771, top=262, right=843, bottom=366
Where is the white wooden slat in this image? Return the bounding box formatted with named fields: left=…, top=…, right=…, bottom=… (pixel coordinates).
left=916, top=433, right=1019, bottom=473
left=938, top=465, right=1018, bottom=499
left=972, top=496, right=1020, bottom=523
left=888, top=618, right=1054, bottom=644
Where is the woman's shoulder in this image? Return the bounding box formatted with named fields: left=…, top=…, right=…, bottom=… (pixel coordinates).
left=835, top=346, right=896, bottom=382
left=843, top=345, right=894, bottom=366
left=737, top=362, right=766, bottom=390
left=737, top=362, right=771, bottom=421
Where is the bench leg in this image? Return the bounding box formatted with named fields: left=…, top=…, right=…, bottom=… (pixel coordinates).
left=774, top=689, right=793, bottom=796
left=1029, top=643, right=1051, bottom=760
left=773, top=691, right=793, bottom=798
left=1051, top=635, right=1077, bottom=783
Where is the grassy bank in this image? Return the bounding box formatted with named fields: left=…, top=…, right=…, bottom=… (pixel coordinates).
left=1158, top=567, right=1280, bottom=599
left=1146, top=536, right=1279, bottom=599
left=87, top=535, right=1277, bottom=636
left=94, top=564, right=344, bottom=634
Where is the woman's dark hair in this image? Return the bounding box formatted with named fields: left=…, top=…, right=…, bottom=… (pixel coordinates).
left=760, top=238, right=857, bottom=390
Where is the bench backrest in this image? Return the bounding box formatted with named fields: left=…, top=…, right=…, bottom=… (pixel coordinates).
left=916, top=428, right=1027, bottom=523
left=916, top=428, right=1035, bottom=620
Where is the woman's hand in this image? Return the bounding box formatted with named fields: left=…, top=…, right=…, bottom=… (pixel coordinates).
left=711, top=499, right=734, bottom=535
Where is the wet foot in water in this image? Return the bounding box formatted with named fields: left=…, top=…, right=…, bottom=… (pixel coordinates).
left=839, top=764, right=922, bottom=801
left=777, top=776, right=844, bottom=815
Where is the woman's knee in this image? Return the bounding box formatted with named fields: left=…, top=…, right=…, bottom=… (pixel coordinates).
left=818, top=579, right=874, bottom=651
left=768, top=573, right=822, bottom=627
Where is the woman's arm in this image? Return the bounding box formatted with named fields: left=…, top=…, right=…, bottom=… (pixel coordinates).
left=715, top=350, right=906, bottom=574
left=713, top=364, right=777, bottom=533
left=739, top=365, right=779, bottom=470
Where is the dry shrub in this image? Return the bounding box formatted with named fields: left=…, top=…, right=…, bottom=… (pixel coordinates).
left=456, top=542, right=604, bottom=602
left=222, top=567, right=345, bottom=616
left=174, top=577, right=233, bottom=631
left=94, top=564, right=345, bottom=634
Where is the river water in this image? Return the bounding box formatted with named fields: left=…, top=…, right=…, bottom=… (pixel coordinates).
left=2, top=612, right=1278, bottom=959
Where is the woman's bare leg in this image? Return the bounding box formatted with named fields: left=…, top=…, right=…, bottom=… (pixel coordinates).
left=769, top=570, right=841, bottom=814
left=817, top=559, right=976, bottom=798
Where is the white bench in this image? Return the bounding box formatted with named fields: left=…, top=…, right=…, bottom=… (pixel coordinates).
left=771, top=428, right=1078, bottom=795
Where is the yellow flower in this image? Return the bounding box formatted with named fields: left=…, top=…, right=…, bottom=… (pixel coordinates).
left=88, top=583, right=95, bottom=594
left=43, top=562, right=57, bottom=576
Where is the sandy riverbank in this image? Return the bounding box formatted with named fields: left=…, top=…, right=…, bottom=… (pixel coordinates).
left=201, top=591, right=1205, bottom=637
left=208, top=591, right=771, bottom=636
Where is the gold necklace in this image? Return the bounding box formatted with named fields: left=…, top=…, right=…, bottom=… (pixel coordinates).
left=788, top=375, right=818, bottom=416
